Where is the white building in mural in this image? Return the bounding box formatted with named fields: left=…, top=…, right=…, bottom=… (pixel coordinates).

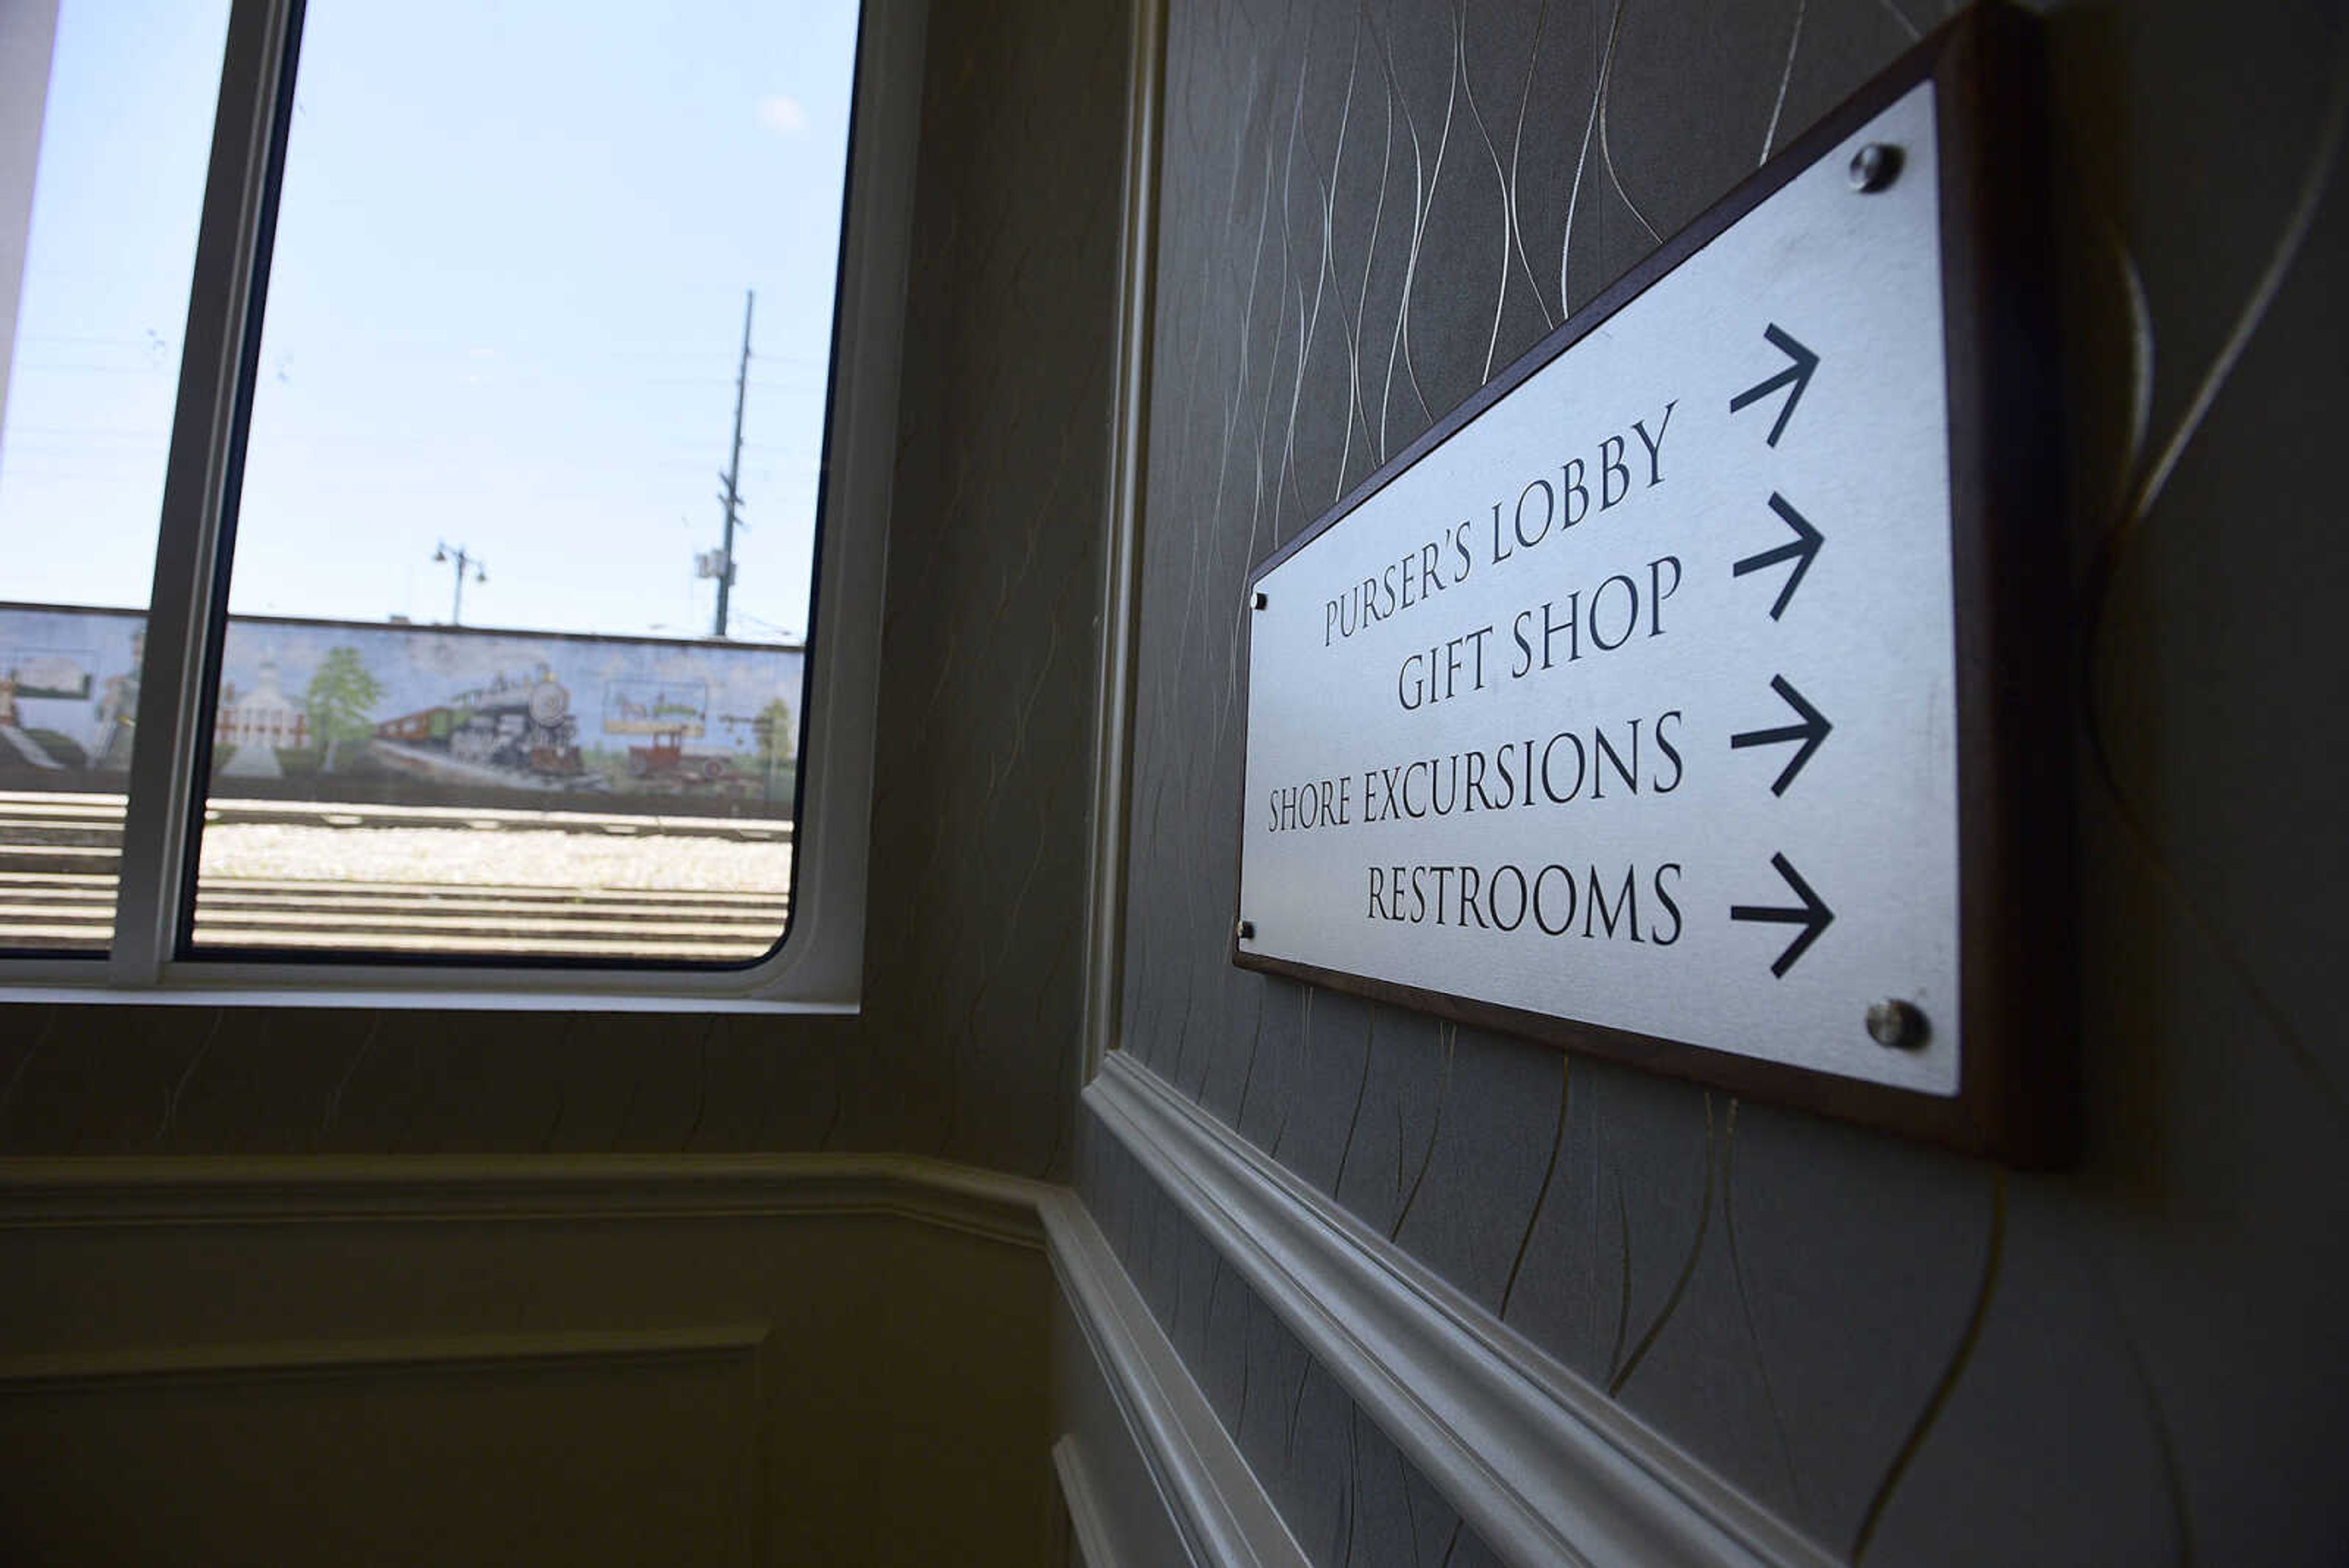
left=213, top=659, right=307, bottom=770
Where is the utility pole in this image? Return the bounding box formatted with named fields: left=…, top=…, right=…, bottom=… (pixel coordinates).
left=433, top=541, right=486, bottom=625
left=712, top=289, right=754, bottom=639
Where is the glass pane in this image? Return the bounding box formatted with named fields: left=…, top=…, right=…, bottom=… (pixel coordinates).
left=0, top=0, right=233, bottom=954
left=190, top=1, right=858, bottom=964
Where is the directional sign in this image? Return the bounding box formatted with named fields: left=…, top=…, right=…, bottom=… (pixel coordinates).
left=1231, top=10, right=2069, bottom=1159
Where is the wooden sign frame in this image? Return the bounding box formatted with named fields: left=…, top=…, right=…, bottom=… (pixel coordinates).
left=1229, top=5, right=2072, bottom=1164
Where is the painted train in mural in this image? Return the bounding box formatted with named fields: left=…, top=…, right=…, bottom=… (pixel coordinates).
left=373, top=664, right=585, bottom=782
left=0, top=603, right=804, bottom=816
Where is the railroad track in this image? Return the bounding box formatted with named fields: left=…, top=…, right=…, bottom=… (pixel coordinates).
left=0, top=792, right=792, bottom=960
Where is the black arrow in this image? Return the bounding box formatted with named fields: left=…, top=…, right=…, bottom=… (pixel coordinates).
left=1730, top=853, right=1835, bottom=978
left=1732, top=493, right=1822, bottom=620
left=1730, top=675, right=1832, bottom=796
left=1727, top=323, right=1820, bottom=447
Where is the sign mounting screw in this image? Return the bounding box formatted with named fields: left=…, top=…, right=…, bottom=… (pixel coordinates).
left=1865, top=999, right=1928, bottom=1050
left=1253, top=590, right=1268, bottom=611
left=1236, top=919, right=1255, bottom=940
left=1848, top=143, right=1901, bottom=193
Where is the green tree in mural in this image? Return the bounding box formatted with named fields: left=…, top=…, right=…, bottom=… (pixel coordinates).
left=754, top=696, right=793, bottom=809
left=305, top=647, right=385, bottom=772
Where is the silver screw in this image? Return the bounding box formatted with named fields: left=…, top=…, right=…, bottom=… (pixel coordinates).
left=1849, top=143, right=1901, bottom=193
left=1253, top=590, right=1269, bottom=611
left=1235, top=919, right=1255, bottom=940
left=1865, top=999, right=1928, bottom=1050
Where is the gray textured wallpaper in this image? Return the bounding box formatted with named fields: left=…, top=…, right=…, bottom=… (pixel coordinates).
left=1079, top=1109, right=1509, bottom=1568
left=0, top=0, right=1130, bottom=1181
left=1104, top=0, right=2349, bottom=1562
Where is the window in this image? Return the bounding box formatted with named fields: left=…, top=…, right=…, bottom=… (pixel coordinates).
left=0, top=0, right=922, bottom=1006
left=0, top=0, right=233, bottom=952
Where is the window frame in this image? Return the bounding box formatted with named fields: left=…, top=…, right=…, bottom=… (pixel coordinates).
left=1, top=0, right=924, bottom=1011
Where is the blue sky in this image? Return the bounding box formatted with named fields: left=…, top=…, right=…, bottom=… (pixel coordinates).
left=1, top=0, right=858, bottom=643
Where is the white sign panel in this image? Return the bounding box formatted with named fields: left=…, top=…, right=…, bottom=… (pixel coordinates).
left=1238, top=81, right=1968, bottom=1096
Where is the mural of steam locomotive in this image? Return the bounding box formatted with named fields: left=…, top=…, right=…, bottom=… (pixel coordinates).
left=374, top=664, right=585, bottom=782
left=2, top=603, right=804, bottom=813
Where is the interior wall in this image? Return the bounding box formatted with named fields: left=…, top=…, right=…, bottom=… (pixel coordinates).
left=0, top=0, right=1130, bottom=1181
left=1093, top=0, right=2349, bottom=1563
left=0, top=1167, right=1053, bottom=1566
left=1074, top=1109, right=1511, bottom=1568
left=1053, top=1228, right=1232, bottom=1568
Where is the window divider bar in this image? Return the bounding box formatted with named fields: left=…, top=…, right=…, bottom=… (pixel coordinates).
left=109, top=0, right=300, bottom=987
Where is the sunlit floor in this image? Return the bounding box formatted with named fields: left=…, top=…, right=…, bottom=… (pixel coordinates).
left=0, top=792, right=792, bottom=961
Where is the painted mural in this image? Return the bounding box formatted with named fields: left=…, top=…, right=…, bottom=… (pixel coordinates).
left=0, top=603, right=802, bottom=816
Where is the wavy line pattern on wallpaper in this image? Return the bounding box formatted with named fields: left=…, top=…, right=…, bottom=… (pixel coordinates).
left=1080, top=1108, right=1512, bottom=1568
left=1110, top=0, right=2349, bottom=1562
